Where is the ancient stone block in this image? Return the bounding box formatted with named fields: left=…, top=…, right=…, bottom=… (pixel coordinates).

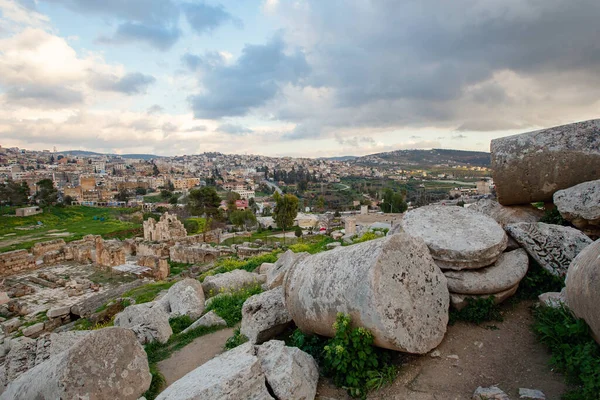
left=143, top=212, right=187, bottom=242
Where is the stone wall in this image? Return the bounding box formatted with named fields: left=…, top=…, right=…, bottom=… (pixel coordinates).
left=169, top=245, right=219, bottom=264
left=0, top=250, right=37, bottom=277
left=143, top=212, right=187, bottom=241
left=137, top=256, right=170, bottom=280
left=95, top=238, right=126, bottom=269
left=237, top=246, right=272, bottom=260
left=31, top=239, right=67, bottom=258
left=175, top=229, right=222, bottom=246
left=137, top=242, right=170, bottom=258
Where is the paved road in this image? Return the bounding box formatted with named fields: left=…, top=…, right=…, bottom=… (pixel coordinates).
left=261, top=180, right=283, bottom=194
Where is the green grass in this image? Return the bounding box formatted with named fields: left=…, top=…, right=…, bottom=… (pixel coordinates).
left=143, top=195, right=163, bottom=203
left=169, top=315, right=194, bottom=335
left=198, top=252, right=279, bottom=281
left=122, top=281, right=175, bottom=304
left=514, top=260, right=565, bottom=301
left=289, top=235, right=336, bottom=254
left=0, top=206, right=141, bottom=253
left=168, top=261, right=194, bottom=276
left=533, top=305, right=600, bottom=400
left=88, top=270, right=138, bottom=285
left=224, top=327, right=248, bottom=349
left=204, top=284, right=263, bottom=326
left=21, top=311, right=48, bottom=327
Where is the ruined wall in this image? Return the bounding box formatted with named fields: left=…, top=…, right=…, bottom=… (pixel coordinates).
left=31, top=239, right=67, bottom=258
left=137, top=256, right=170, bottom=280
left=137, top=242, right=170, bottom=257
left=236, top=246, right=271, bottom=260
left=169, top=245, right=219, bottom=264
left=143, top=212, right=187, bottom=241
left=95, top=237, right=126, bottom=269
left=0, top=250, right=37, bottom=277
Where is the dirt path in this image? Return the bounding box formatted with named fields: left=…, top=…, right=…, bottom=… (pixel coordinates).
left=157, top=327, right=235, bottom=387
left=316, top=301, right=566, bottom=399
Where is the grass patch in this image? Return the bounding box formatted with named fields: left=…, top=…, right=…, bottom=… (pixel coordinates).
left=73, top=316, right=115, bottom=331
left=169, top=315, right=194, bottom=335
left=88, top=270, right=137, bottom=285
left=288, top=235, right=335, bottom=254
left=533, top=305, right=600, bottom=400
left=198, top=252, right=279, bottom=281
left=224, top=327, right=248, bottom=350
left=122, top=281, right=175, bottom=304
left=21, top=311, right=48, bottom=327
left=204, top=284, right=263, bottom=326
left=352, top=231, right=380, bottom=244
left=514, top=260, right=565, bottom=301
left=168, top=261, right=194, bottom=276
left=449, top=296, right=504, bottom=325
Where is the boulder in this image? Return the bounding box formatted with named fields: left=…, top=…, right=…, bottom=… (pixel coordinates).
left=258, top=262, right=275, bottom=275
left=401, top=205, right=507, bottom=270
left=444, top=249, right=529, bottom=295
left=491, top=119, right=600, bottom=206
left=257, top=340, right=319, bottom=400
left=284, top=233, right=449, bottom=354
left=266, top=250, right=309, bottom=289
left=0, top=328, right=151, bottom=400
left=450, top=284, right=519, bottom=311
left=241, top=287, right=293, bottom=344
left=472, top=386, right=510, bottom=400
left=470, top=199, right=544, bottom=228
left=155, top=342, right=273, bottom=400
left=181, top=311, right=227, bottom=334
left=519, top=388, right=546, bottom=399
left=202, top=270, right=265, bottom=297
left=114, top=302, right=172, bottom=344
left=566, top=239, right=600, bottom=343
left=506, top=222, right=593, bottom=277
left=160, top=278, right=205, bottom=320
left=538, top=288, right=568, bottom=308
left=325, top=242, right=341, bottom=249
left=46, top=305, right=71, bottom=319
left=554, top=179, right=600, bottom=236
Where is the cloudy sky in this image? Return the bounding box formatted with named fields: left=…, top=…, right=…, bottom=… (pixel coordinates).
left=0, top=0, right=599, bottom=157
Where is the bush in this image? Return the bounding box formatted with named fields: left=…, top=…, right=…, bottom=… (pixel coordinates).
left=540, top=207, right=569, bottom=226
left=291, top=313, right=397, bottom=398
left=183, top=219, right=199, bottom=234
left=225, top=327, right=248, bottom=349
left=204, top=284, right=263, bottom=326
left=449, top=296, right=503, bottom=325
left=199, top=252, right=279, bottom=281
left=533, top=305, right=600, bottom=399
left=353, top=232, right=379, bottom=244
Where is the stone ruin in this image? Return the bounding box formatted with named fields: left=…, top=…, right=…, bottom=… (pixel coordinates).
left=143, top=212, right=187, bottom=241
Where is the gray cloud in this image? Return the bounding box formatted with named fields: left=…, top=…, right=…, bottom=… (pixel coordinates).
left=335, top=135, right=376, bottom=147
left=182, top=3, right=240, bottom=35
left=451, top=134, right=468, bottom=140
left=5, top=85, right=83, bottom=108
left=98, top=23, right=180, bottom=51
left=189, top=35, right=310, bottom=119
left=90, top=72, right=156, bottom=95
left=217, top=123, right=253, bottom=135
left=182, top=125, right=207, bottom=132
left=182, top=51, right=225, bottom=72
left=147, top=104, right=164, bottom=114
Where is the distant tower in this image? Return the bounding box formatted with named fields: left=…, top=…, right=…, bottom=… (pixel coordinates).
left=53, top=146, right=57, bottom=153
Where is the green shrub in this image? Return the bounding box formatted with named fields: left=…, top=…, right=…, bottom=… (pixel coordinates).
left=540, top=207, right=569, bottom=226
left=169, top=315, right=194, bottom=335
left=353, top=232, right=379, bottom=244
left=289, top=243, right=311, bottom=253
left=291, top=313, right=397, bottom=398
left=449, top=296, right=503, bottom=325
left=204, top=284, right=263, bottom=326
left=168, top=261, right=193, bottom=276
left=199, top=252, right=279, bottom=281
left=183, top=219, right=199, bottom=234
left=533, top=305, right=600, bottom=399
left=144, top=364, right=166, bottom=400
left=225, top=327, right=248, bottom=350
left=515, top=260, right=565, bottom=300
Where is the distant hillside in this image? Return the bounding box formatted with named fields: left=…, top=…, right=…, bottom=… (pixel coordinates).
left=354, top=149, right=491, bottom=168
left=322, top=156, right=358, bottom=161
left=62, top=150, right=161, bottom=160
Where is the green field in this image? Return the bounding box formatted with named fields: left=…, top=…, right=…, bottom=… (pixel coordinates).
left=0, top=206, right=142, bottom=253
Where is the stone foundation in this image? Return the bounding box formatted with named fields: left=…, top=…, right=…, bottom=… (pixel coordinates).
left=0, top=250, right=37, bottom=277
left=138, top=256, right=170, bottom=280
left=169, top=245, right=219, bottom=264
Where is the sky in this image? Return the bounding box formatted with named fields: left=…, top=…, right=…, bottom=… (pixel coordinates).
left=0, top=0, right=599, bottom=158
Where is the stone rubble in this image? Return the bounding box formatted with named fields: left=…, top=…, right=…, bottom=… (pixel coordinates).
left=241, top=287, right=292, bottom=344
left=554, top=179, right=600, bottom=237
left=113, top=302, right=173, bottom=344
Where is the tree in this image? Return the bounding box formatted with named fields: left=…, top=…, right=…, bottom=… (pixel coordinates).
left=262, top=205, right=272, bottom=216
left=0, top=180, right=30, bottom=206
left=187, top=186, right=221, bottom=217
left=183, top=219, right=199, bottom=234
left=135, top=187, right=147, bottom=195
left=160, top=190, right=172, bottom=199
left=226, top=191, right=241, bottom=211
left=34, top=179, right=57, bottom=207
left=63, top=195, right=74, bottom=205
left=230, top=209, right=257, bottom=231
left=380, top=189, right=407, bottom=213
left=294, top=225, right=303, bottom=239
left=273, top=193, right=299, bottom=242
left=115, top=189, right=130, bottom=203
left=152, top=163, right=160, bottom=176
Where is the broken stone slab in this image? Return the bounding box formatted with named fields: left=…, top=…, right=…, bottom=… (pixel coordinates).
left=325, top=242, right=341, bottom=249
left=160, top=278, right=205, bottom=320
left=491, top=119, right=600, bottom=206
left=401, top=205, right=508, bottom=270
left=257, top=340, right=319, bottom=400
left=46, top=306, right=71, bottom=319
left=1, top=319, right=22, bottom=335
left=470, top=199, right=544, bottom=228
left=0, top=293, right=9, bottom=306
left=538, top=288, right=567, bottom=308
left=202, top=270, right=265, bottom=297
left=21, top=323, right=44, bottom=338
left=519, top=388, right=546, bottom=399
left=266, top=250, right=309, bottom=289
left=506, top=222, right=593, bottom=277
left=114, top=302, right=173, bottom=344
left=444, top=249, right=529, bottom=295
left=70, top=279, right=145, bottom=317
left=450, top=284, right=519, bottom=311
left=241, top=287, right=292, bottom=344
left=181, top=311, right=227, bottom=335
left=554, top=179, right=600, bottom=236
left=284, top=233, right=449, bottom=354
left=472, top=386, right=510, bottom=400
left=155, top=342, right=273, bottom=400
left=0, top=327, right=151, bottom=400
left=566, top=239, right=600, bottom=344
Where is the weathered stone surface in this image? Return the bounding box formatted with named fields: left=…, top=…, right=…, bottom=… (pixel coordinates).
left=241, top=287, right=292, bottom=344
left=1, top=337, right=37, bottom=387
left=538, top=288, right=568, bottom=308
left=257, top=340, right=319, bottom=400
left=70, top=279, right=144, bottom=317
left=470, top=199, right=544, bottom=228
left=554, top=179, right=600, bottom=236
left=401, top=205, right=507, bottom=270
left=181, top=311, right=227, bottom=334
left=450, top=284, right=519, bottom=311
left=202, top=270, right=265, bottom=297
left=507, top=222, right=593, bottom=277
left=258, top=262, right=275, bottom=275
left=519, top=388, right=546, bottom=399
left=46, top=305, right=71, bottom=319
left=114, top=302, right=173, bottom=344
left=284, top=233, right=449, bottom=354
left=33, top=331, right=90, bottom=366
left=444, top=249, right=529, bottom=295
left=143, top=212, right=187, bottom=242
left=491, top=119, right=600, bottom=206
left=21, top=322, right=44, bottom=338
left=566, top=239, right=600, bottom=343
left=0, top=328, right=151, bottom=400
left=266, top=250, right=309, bottom=289
left=155, top=342, right=273, bottom=400
left=472, top=385, right=510, bottom=400
left=326, top=242, right=341, bottom=249
left=161, top=278, right=205, bottom=320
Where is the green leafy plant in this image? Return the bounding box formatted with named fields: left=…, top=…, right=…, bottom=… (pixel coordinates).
left=122, top=281, right=174, bottom=304
left=449, top=296, right=503, bottom=325
left=169, top=315, right=194, bottom=335
left=533, top=305, right=600, bottom=400
left=204, top=284, right=263, bottom=326
left=225, top=327, right=249, bottom=349
left=168, top=261, right=194, bottom=276
left=353, top=231, right=379, bottom=244
left=515, top=260, right=565, bottom=300
left=198, top=252, right=279, bottom=281
left=540, top=207, right=569, bottom=226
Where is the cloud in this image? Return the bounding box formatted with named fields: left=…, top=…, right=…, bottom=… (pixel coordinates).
left=451, top=134, right=467, bottom=140
left=281, top=122, right=321, bottom=140
left=182, top=2, right=240, bottom=35
left=4, top=84, right=83, bottom=107
left=189, top=35, right=310, bottom=119
left=90, top=72, right=156, bottom=94
left=217, top=123, right=253, bottom=135
left=98, top=23, right=180, bottom=51
left=147, top=104, right=164, bottom=114
left=182, top=125, right=207, bottom=132
left=334, top=135, right=376, bottom=147
left=181, top=51, right=225, bottom=72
